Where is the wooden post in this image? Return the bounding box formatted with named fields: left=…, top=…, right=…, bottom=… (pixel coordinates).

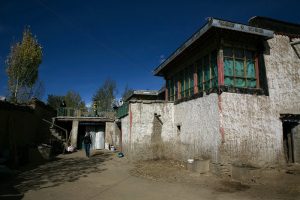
left=255, top=53, right=260, bottom=88
left=217, top=48, right=224, bottom=86
left=194, top=64, right=198, bottom=94
left=178, top=79, right=181, bottom=99
left=165, top=80, right=168, bottom=101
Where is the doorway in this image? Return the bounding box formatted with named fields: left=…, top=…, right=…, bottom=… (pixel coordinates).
left=77, top=122, right=105, bottom=150
left=281, top=114, right=300, bottom=163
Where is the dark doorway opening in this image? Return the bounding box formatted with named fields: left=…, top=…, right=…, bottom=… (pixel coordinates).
left=281, top=114, right=300, bottom=163
left=77, top=122, right=105, bottom=149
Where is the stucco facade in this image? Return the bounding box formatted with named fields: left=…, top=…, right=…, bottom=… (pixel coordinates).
left=118, top=17, right=300, bottom=174
left=121, top=101, right=174, bottom=160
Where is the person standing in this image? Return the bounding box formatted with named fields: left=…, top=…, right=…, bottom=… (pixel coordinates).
left=83, top=132, right=92, bottom=157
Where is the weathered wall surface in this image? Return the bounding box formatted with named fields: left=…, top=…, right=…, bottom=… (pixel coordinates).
left=121, top=101, right=174, bottom=160
left=70, top=120, right=79, bottom=147
left=105, top=122, right=115, bottom=145
left=120, top=115, right=130, bottom=155
left=220, top=93, right=283, bottom=167
left=220, top=34, right=300, bottom=168
left=264, top=35, right=300, bottom=114
left=113, top=123, right=121, bottom=149
left=174, top=93, right=221, bottom=162
left=121, top=34, right=300, bottom=170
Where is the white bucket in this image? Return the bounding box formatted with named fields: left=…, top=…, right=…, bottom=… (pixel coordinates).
left=111, top=146, right=115, bottom=151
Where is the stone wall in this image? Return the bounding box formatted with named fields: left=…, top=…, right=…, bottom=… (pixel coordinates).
left=121, top=101, right=174, bottom=160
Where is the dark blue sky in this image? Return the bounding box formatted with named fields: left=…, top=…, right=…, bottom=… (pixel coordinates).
left=0, top=0, right=299, bottom=104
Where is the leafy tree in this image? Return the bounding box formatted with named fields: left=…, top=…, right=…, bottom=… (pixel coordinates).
left=47, top=91, right=86, bottom=110
left=6, top=26, right=42, bottom=103
left=122, top=84, right=133, bottom=101
left=47, top=94, right=65, bottom=110
left=64, top=90, right=85, bottom=109
left=93, top=79, right=117, bottom=111
left=18, top=79, right=45, bottom=102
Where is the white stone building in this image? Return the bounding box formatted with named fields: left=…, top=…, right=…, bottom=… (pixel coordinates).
left=117, top=17, right=300, bottom=174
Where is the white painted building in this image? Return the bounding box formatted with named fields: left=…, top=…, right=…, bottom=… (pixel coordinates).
left=117, top=17, right=300, bottom=175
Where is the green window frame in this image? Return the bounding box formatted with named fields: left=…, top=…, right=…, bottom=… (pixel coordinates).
left=189, top=65, right=194, bottom=96
left=197, top=59, right=203, bottom=92
left=197, top=50, right=218, bottom=92
left=224, top=47, right=256, bottom=88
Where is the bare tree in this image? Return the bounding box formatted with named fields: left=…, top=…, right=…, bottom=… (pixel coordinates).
left=122, top=84, right=133, bottom=101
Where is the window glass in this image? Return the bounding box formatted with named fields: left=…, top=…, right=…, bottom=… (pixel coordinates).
left=197, top=61, right=203, bottom=92
left=190, top=66, right=194, bottom=95
left=247, top=60, right=255, bottom=78
left=235, top=59, right=244, bottom=77
left=174, top=75, right=178, bottom=100
left=224, top=47, right=257, bottom=88
left=235, top=78, right=246, bottom=87
left=204, top=56, right=210, bottom=90
left=180, top=70, right=184, bottom=97
left=211, top=51, right=218, bottom=88
left=224, top=58, right=234, bottom=76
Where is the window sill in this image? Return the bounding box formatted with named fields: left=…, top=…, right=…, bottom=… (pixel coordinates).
left=174, top=86, right=267, bottom=105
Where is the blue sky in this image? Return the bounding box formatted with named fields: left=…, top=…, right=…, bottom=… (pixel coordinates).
left=0, top=0, right=299, bottom=104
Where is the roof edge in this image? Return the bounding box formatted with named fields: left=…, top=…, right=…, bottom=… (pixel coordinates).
left=153, top=17, right=274, bottom=76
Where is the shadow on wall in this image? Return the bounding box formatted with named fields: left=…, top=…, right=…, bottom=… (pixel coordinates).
left=12, top=152, right=111, bottom=193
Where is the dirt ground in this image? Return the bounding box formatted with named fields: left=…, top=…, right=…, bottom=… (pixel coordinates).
left=1, top=150, right=300, bottom=200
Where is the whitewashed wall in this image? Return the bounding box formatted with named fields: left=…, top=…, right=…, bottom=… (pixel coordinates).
left=121, top=101, right=174, bottom=159
left=220, top=34, right=300, bottom=167
left=174, top=93, right=221, bottom=162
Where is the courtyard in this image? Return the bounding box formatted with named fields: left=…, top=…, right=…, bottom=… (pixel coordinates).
left=1, top=150, right=299, bottom=200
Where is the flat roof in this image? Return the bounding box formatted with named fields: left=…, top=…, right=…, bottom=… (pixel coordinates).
left=249, top=16, right=300, bottom=37
left=55, top=117, right=114, bottom=122
left=153, top=17, right=274, bottom=76
left=123, top=90, right=159, bottom=101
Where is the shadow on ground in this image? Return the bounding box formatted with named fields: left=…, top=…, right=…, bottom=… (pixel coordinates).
left=11, top=151, right=112, bottom=193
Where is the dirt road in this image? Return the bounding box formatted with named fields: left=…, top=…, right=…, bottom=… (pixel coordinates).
left=4, top=150, right=300, bottom=200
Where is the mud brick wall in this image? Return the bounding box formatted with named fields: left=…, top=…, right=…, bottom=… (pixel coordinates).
left=174, top=93, right=221, bottom=161
left=121, top=101, right=174, bottom=160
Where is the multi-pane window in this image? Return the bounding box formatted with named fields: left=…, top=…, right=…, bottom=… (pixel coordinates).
left=181, top=65, right=194, bottom=98
left=167, top=76, right=178, bottom=101
left=197, top=51, right=218, bottom=92
left=224, top=48, right=256, bottom=88
left=166, top=48, right=259, bottom=101
left=167, top=79, right=174, bottom=101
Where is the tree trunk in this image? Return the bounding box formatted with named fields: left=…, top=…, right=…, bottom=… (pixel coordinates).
left=14, top=77, right=19, bottom=103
